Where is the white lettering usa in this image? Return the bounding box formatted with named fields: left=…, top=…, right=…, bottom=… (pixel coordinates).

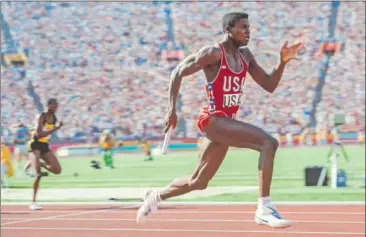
left=223, top=94, right=242, bottom=107
left=223, top=76, right=243, bottom=92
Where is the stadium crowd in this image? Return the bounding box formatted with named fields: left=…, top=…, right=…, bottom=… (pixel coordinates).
left=1, top=1, right=365, bottom=142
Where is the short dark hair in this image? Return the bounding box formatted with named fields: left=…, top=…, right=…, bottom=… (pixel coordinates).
left=47, top=98, right=58, bottom=105
left=222, top=12, right=248, bottom=32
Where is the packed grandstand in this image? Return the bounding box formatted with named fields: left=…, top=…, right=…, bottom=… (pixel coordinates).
left=1, top=2, right=365, bottom=142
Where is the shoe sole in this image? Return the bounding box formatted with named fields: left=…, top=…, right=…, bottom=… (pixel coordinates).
left=136, top=205, right=157, bottom=223
left=29, top=207, right=43, bottom=211
left=255, top=217, right=292, bottom=228
left=136, top=191, right=158, bottom=224
left=136, top=206, right=147, bottom=224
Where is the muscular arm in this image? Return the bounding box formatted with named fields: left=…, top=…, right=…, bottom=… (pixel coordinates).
left=244, top=48, right=286, bottom=93
left=168, top=46, right=221, bottom=111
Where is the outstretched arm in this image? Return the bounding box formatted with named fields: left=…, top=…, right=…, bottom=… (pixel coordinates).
left=245, top=41, right=303, bottom=93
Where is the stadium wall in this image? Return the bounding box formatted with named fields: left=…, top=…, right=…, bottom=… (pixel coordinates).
left=53, top=132, right=362, bottom=157
left=6, top=132, right=363, bottom=157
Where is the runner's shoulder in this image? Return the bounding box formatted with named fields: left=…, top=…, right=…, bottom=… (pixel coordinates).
left=196, top=44, right=222, bottom=62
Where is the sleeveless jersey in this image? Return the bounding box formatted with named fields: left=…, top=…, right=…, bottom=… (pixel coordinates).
left=197, top=43, right=248, bottom=133
left=32, top=113, right=57, bottom=143
left=99, top=134, right=116, bottom=150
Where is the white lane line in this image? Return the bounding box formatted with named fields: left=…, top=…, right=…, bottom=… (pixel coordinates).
left=1, top=227, right=364, bottom=235
left=0, top=204, right=137, bottom=226
left=2, top=217, right=365, bottom=224
left=2, top=210, right=365, bottom=215
left=1, top=209, right=108, bottom=226
left=2, top=201, right=365, bottom=206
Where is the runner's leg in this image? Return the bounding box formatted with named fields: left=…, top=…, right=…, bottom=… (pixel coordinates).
left=42, top=151, right=62, bottom=175
left=159, top=137, right=229, bottom=200
left=204, top=116, right=279, bottom=197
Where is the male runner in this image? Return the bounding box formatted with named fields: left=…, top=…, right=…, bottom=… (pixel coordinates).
left=136, top=12, right=303, bottom=228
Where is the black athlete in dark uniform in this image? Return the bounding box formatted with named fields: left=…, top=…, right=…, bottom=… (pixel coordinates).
left=26, top=98, right=64, bottom=210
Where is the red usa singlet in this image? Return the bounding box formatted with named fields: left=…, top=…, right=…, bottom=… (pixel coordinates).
left=197, top=43, right=248, bottom=133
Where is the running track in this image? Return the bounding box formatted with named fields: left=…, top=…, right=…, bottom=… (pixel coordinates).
left=1, top=203, right=365, bottom=237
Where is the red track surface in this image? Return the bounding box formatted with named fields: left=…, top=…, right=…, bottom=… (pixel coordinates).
left=1, top=204, right=365, bottom=237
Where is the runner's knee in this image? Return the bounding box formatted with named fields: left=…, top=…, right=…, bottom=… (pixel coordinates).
left=270, top=136, right=279, bottom=150
left=263, top=136, right=279, bottom=153
left=52, top=166, right=62, bottom=175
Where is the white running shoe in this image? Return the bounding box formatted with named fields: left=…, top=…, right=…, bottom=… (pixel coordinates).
left=255, top=201, right=292, bottom=228
left=136, top=190, right=160, bottom=224
left=29, top=202, right=43, bottom=211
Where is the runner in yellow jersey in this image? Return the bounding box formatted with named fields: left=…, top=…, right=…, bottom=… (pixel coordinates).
left=98, top=130, right=123, bottom=169
left=25, top=98, right=64, bottom=210
left=137, top=136, right=153, bottom=161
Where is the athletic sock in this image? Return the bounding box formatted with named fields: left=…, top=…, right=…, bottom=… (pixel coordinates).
left=259, top=196, right=271, bottom=205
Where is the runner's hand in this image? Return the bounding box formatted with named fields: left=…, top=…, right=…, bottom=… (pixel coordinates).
left=164, top=109, right=177, bottom=133
left=55, top=121, right=63, bottom=130
left=280, top=40, right=304, bottom=63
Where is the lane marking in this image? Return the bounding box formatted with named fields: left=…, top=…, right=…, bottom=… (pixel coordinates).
left=2, top=227, right=364, bottom=235
left=2, top=201, right=365, bottom=206
left=2, top=217, right=365, bottom=224
left=2, top=210, right=365, bottom=215
left=1, top=204, right=140, bottom=226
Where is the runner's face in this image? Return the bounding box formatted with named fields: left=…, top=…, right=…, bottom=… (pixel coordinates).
left=48, top=103, right=58, bottom=113
left=231, top=18, right=250, bottom=46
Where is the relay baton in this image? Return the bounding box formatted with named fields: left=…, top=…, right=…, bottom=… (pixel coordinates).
left=161, top=127, right=173, bottom=155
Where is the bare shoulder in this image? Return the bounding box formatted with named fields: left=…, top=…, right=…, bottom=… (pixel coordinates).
left=196, top=44, right=222, bottom=61
left=239, top=47, right=254, bottom=64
